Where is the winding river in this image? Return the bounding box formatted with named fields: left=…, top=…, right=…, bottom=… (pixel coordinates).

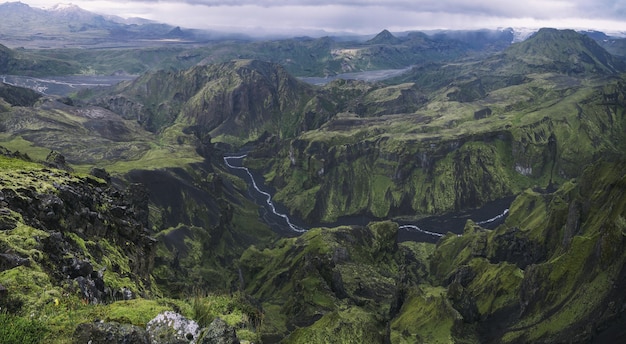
left=224, top=154, right=511, bottom=242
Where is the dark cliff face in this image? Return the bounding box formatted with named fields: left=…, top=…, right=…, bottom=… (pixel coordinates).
left=0, top=82, right=42, bottom=107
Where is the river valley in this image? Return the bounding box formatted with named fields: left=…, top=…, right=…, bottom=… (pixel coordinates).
left=224, top=154, right=512, bottom=243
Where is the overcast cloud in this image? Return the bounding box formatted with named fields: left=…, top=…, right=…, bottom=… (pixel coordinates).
left=19, top=0, right=626, bottom=36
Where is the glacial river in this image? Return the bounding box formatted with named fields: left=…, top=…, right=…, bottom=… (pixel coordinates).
left=298, top=66, right=413, bottom=86
left=0, top=75, right=136, bottom=96
left=224, top=154, right=512, bottom=243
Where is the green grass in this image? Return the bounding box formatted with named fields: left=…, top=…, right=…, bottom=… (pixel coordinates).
left=0, top=313, right=48, bottom=344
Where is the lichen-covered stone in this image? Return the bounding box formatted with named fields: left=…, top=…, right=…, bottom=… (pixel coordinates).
left=146, top=311, right=200, bottom=344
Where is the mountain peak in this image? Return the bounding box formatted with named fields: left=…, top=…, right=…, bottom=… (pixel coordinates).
left=367, top=29, right=401, bottom=44
left=505, top=28, right=625, bottom=75
left=49, top=3, right=81, bottom=11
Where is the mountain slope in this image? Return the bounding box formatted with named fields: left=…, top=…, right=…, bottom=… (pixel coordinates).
left=502, top=28, right=626, bottom=75
left=236, top=157, right=626, bottom=342
left=91, top=59, right=318, bottom=141
left=0, top=43, right=78, bottom=76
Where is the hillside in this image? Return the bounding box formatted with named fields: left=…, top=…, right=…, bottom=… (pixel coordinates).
left=0, top=42, right=79, bottom=76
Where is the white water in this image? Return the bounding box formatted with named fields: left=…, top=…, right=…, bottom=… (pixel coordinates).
left=476, top=208, right=509, bottom=225
left=398, top=224, right=445, bottom=237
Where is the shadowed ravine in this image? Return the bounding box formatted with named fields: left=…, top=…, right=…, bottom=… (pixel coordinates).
left=224, top=154, right=512, bottom=242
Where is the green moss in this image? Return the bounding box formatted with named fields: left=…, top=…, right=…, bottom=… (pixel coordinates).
left=0, top=265, right=57, bottom=314
left=467, top=258, right=523, bottom=316
left=104, top=299, right=182, bottom=326
left=284, top=306, right=385, bottom=344
left=390, top=285, right=459, bottom=344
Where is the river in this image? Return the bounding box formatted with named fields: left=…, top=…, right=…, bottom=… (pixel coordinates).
left=298, top=67, right=413, bottom=86
left=2, top=66, right=411, bottom=96
left=0, top=75, right=137, bottom=96
left=224, top=154, right=512, bottom=243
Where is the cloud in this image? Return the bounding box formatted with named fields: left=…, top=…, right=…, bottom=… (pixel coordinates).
left=20, top=0, right=626, bottom=35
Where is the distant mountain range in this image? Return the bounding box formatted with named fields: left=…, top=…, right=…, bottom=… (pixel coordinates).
left=0, top=1, right=224, bottom=48
left=1, top=1, right=625, bottom=51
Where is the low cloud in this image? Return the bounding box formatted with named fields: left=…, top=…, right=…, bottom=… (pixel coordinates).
left=22, top=0, right=626, bottom=35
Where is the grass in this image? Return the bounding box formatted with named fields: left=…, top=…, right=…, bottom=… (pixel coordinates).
left=0, top=313, right=48, bottom=344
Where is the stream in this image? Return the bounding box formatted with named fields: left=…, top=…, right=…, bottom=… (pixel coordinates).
left=224, top=154, right=512, bottom=243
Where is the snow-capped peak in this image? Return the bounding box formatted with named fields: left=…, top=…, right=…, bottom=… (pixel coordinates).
left=49, top=3, right=81, bottom=12
left=511, top=28, right=538, bottom=43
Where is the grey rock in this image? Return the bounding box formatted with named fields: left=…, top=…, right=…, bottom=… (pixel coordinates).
left=198, top=318, right=240, bottom=344
left=72, top=320, right=149, bottom=344
left=146, top=311, right=200, bottom=344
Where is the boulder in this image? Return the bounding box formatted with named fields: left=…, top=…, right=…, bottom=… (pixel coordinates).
left=146, top=311, right=200, bottom=344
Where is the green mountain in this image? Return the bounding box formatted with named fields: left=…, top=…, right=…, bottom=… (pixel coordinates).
left=89, top=59, right=318, bottom=142
left=0, top=28, right=625, bottom=343
left=0, top=42, right=78, bottom=76
left=502, top=28, right=626, bottom=75
left=235, top=158, right=626, bottom=342
left=367, top=29, right=403, bottom=45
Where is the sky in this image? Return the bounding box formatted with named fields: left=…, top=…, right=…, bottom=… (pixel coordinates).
left=17, top=0, right=626, bottom=37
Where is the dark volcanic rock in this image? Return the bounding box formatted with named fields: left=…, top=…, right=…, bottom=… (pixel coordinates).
left=45, top=150, right=73, bottom=171
left=488, top=227, right=546, bottom=269
left=0, top=253, right=30, bottom=271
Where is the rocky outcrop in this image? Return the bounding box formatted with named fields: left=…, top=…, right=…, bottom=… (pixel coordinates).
left=73, top=313, right=241, bottom=344
left=0, top=150, right=156, bottom=311
left=238, top=221, right=423, bottom=341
